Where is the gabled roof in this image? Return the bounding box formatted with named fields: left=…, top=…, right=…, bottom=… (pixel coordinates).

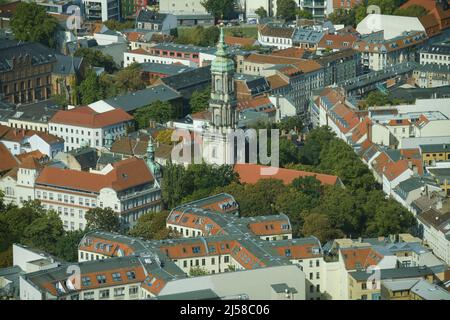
left=340, top=247, right=384, bottom=270
left=0, top=142, right=19, bottom=174
left=259, top=24, right=295, bottom=38
left=50, top=106, right=133, bottom=128
left=224, top=36, right=257, bottom=47
left=35, top=157, right=154, bottom=193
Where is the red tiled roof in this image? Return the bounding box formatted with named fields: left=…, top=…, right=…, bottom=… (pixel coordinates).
left=234, top=164, right=341, bottom=186
left=237, top=96, right=273, bottom=111
left=383, top=159, right=423, bottom=181
left=0, top=142, right=19, bottom=174
left=266, top=74, right=289, bottom=90
left=341, top=247, right=384, bottom=270
left=388, top=119, right=411, bottom=126
left=271, top=47, right=306, bottom=59
left=36, top=157, right=153, bottom=193
left=224, top=36, right=257, bottom=47
left=50, top=106, right=133, bottom=128
left=318, top=33, right=357, bottom=50
left=248, top=219, right=291, bottom=236
left=0, top=125, right=62, bottom=144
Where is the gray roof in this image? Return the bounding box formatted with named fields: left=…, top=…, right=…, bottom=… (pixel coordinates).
left=393, top=177, right=439, bottom=201
left=53, top=54, right=83, bottom=75
left=151, top=43, right=216, bottom=54
left=428, top=168, right=450, bottom=182
left=415, top=63, right=450, bottom=73
left=92, top=43, right=128, bottom=67
left=103, top=84, right=181, bottom=112
left=350, top=266, right=435, bottom=281
left=0, top=40, right=57, bottom=72
left=389, top=85, right=450, bottom=100
left=137, top=10, right=168, bottom=24
left=152, top=288, right=219, bottom=300
left=410, top=279, right=450, bottom=300
left=161, top=65, right=211, bottom=90
left=420, top=42, right=450, bottom=55
left=0, top=99, right=61, bottom=124
left=139, top=62, right=194, bottom=75
left=292, top=28, right=324, bottom=44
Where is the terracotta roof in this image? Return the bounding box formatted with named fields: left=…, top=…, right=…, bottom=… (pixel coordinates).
left=237, top=96, right=273, bottom=111
left=125, top=31, right=144, bottom=42
left=266, top=74, right=289, bottom=90
left=328, top=102, right=360, bottom=134
left=36, top=157, right=154, bottom=193
left=19, top=157, right=42, bottom=170
left=248, top=219, right=291, bottom=236
left=354, top=32, right=427, bottom=53
left=388, top=119, right=411, bottom=126
left=16, top=150, right=46, bottom=162
left=275, top=243, right=322, bottom=259
left=0, top=125, right=63, bottom=144
left=50, top=106, right=133, bottom=128
left=234, top=164, right=341, bottom=186
left=383, top=159, right=423, bottom=181
left=271, top=47, right=306, bottom=59
left=110, top=137, right=148, bottom=157
left=129, top=48, right=151, bottom=55
left=224, top=36, right=257, bottom=47
left=351, top=117, right=371, bottom=144
left=0, top=142, right=19, bottom=174
left=318, top=33, right=357, bottom=50
left=340, top=247, right=384, bottom=270
left=372, top=152, right=391, bottom=176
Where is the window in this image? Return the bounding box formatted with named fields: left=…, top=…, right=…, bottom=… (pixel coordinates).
left=129, top=286, right=139, bottom=295
left=316, top=260, right=320, bottom=267
left=202, top=259, right=206, bottom=266
left=310, top=285, right=314, bottom=293
left=114, top=287, right=125, bottom=297
left=99, top=289, right=109, bottom=299
left=362, top=283, right=367, bottom=290
left=309, top=273, right=313, bottom=280
left=83, top=291, right=94, bottom=300
left=81, top=276, right=91, bottom=286
left=192, top=246, right=200, bottom=254
left=316, top=285, right=320, bottom=292
left=211, top=258, right=215, bottom=265
left=361, top=294, right=367, bottom=300
left=96, top=275, right=106, bottom=284
left=316, top=272, right=320, bottom=279
left=285, top=249, right=291, bottom=257
left=309, top=260, right=313, bottom=267
left=224, top=256, right=229, bottom=263
left=112, top=272, right=122, bottom=282
left=126, top=271, right=136, bottom=280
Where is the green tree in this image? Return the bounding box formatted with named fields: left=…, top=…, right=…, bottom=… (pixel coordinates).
left=134, top=100, right=178, bottom=127
left=291, top=176, right=322, bottom=199
left=74, top=48, right=117, bottom=73
left=104, top=20, right=135, bottom=31
left=77, top=69, right=105, bottom=104
left=277, top=115, right=302, bottom=133
left=255, top=7, right=268, bottom=19
left=296, top=9, right=313, bottom=19
left=328, top=8, right=357, bottom=26
left=85, top=207, right=121, bottom=232
left=279, top=138, right=300, bottom=166
left=189, top=266, right=209, bottom=276
left=365, top=91, right=392, bottom=107
left=190, top=86, right=211, bottom=114
left=366, top=199, right=416, bottom=236
left=201, top=0, right=235, bottom=20
left=277, top=0, right=297, bottom=20
left=54, top=230, right=87, bottom=262
left=21, top=211, right=65, bottom=254
left=298, top=126, right=335, bottom=165
left=114, top=63, right=146, bottom=93
left=10, top=2, right=58, bottom=47
left=394, top=5, right=428, bottom=17
left=301, top=212, right=344, bottom=243
left=129, top=211, right=177, bottom=240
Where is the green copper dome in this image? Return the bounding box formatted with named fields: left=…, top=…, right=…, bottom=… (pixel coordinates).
left=211, top=27, right=235, bottom=74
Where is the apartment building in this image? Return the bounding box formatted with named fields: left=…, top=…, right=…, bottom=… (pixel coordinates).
left=82, top=0, right=120, bottom=22
left=413, top=64, right=450, bottom=88
left=0, top=40, right=56, bottom=104
left=297, top=0, right=327, bottom=19
left=419, top=144, right=450, bottom=166
left=420, top=41, right=450, bottom=66
left=417, top=208, right=450, bottom=265
left=0, top=124, right=64, bottom=158
left=353, top=31, right=427, bottom=72
left=257, top=25, right=295, bottom=49
left=48, top=106, right=133, bottom=151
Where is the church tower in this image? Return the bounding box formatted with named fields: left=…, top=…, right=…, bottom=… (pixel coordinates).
left=202, top=26, right=238, bottom=165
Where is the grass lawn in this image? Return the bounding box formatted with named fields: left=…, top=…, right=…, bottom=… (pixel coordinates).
left=177, top=25, right=258, bottom=40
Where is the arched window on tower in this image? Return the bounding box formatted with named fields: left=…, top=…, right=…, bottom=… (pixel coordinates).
left=215, top=78, right=222, bottom=93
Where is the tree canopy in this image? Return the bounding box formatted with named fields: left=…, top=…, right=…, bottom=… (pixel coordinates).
left=276, top=0, right=297, bottom=20
left=255, top=7, right=268, bottom=19
left=190, top=86, right=211, bottom=114
left=130, top=211, right=179, bottom=240
left=85, top=207, right=121, bottom=233
left=176, top=26, right=220, bottom=47
left=10, top=2, right=58, bottom=48
left=74, top=48, right=117, bottom=73
left=201, top=0, right=235, bottom=20
left=134, top=100, right=178, bottom=128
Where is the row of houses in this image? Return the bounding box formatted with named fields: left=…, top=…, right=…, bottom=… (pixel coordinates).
left=8, top=193, right=450, bottom=300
